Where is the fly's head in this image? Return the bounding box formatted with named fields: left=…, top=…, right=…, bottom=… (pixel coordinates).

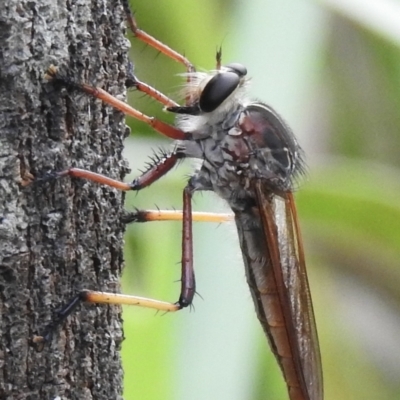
left=168, top=63, right=249, bottom=126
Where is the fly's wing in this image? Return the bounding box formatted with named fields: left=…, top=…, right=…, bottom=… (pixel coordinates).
left=255, top=181, right=323, bottom=400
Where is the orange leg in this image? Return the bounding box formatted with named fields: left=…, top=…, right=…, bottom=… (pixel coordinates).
left=45, top=65, right=187, bottom=141
left=123, top=209, right=233, bottom=224
left=33, top=290, right=180, bottom=349
left=126, top=72, right=179, bottom=108
left=121, top=0, right=194, bottom=73
left=53, top=146, right=184, bottom=191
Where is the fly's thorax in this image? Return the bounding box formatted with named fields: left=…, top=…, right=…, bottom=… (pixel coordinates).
left=227, top=102, right=305, bottom=192
left=185, top=101, right=305, bottom=211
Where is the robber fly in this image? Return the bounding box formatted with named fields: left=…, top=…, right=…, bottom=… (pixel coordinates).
left=38, top=2, right=323, bottom=399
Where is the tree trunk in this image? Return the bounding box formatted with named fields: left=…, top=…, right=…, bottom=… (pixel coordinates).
left=0, top=0, right=129, bottom=398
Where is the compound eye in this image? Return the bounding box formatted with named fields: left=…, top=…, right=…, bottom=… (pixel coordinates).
left=199, top=72, right=240, bottom=113
left=224, top=63, right=247, bottom=77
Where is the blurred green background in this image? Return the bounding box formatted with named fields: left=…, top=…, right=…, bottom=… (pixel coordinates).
left=120, top=0, right=400, bottom=399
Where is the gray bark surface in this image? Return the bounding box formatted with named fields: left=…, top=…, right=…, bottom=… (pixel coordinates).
left=0, top=0, right=129, bottom=399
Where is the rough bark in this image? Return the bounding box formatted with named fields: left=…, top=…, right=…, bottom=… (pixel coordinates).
left=0, top=0, right=129, bottom=399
